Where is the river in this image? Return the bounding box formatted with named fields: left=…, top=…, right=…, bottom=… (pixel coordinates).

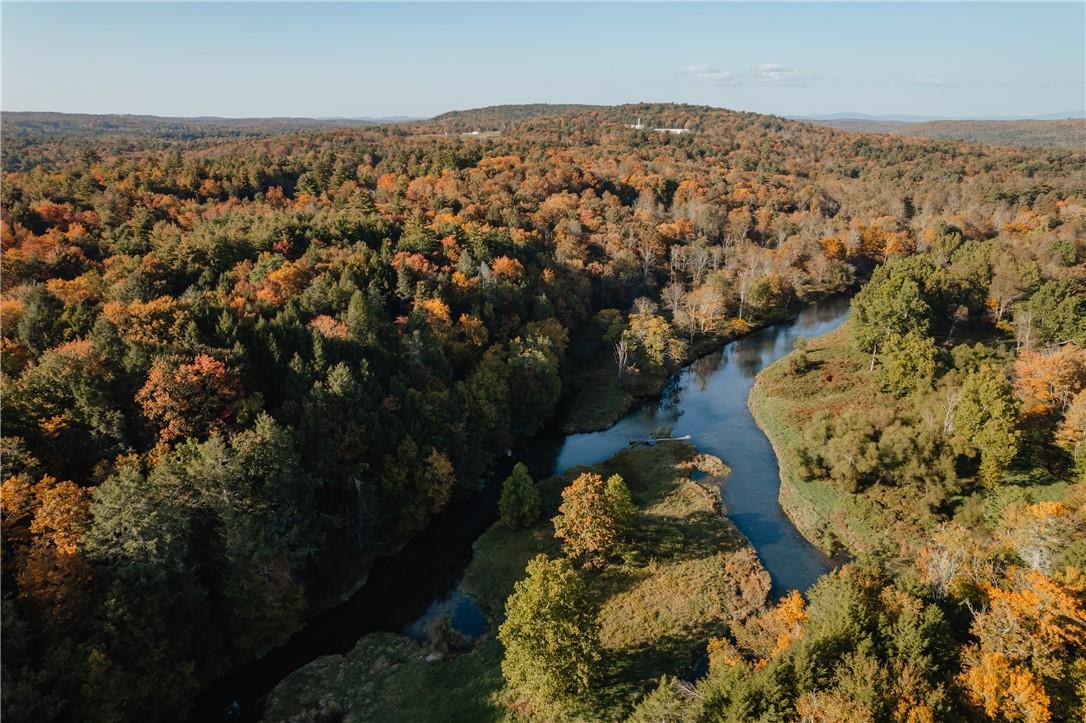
left=553, top=295, right=851, bottom=595
left=197, top=296, right=851, bottom=721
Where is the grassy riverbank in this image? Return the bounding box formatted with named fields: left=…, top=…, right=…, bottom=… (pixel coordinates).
left=561, top=300, right=841, bottom=435
left=749, top=323, right=1075, bottom=562
left=748, top=324, right=891, bottom=556
left=264, top=442, right=769, bottom=722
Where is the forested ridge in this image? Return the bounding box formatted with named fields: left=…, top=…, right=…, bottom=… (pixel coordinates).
left=812, top=117, right=1086, bottom=150
left=1, top=103, right=1084, bottom=721
left=891, top=118, right=1086, bottom=150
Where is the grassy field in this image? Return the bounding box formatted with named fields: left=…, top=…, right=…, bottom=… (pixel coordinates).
left=265, top=442, right=770, bottom=722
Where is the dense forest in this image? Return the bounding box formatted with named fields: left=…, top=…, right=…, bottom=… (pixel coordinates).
left=1, top=103, right=1084, bottom=721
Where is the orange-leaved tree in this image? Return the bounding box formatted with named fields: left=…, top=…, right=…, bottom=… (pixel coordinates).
left=552, top=471, right=619, bottom=566
left=137, top=354, right=242, bottom=443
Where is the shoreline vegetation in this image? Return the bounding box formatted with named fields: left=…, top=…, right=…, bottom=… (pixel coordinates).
left=264, top=441, right=770, bottom=721
left=748, top=324, right=872, bottom=558
left=203, top=296, right=850, bottom=720
left=561, top=291, right=848, bottom=435
left=749, top=323, right=1079, bottom=565
left=270, top=289, right=856, bottom=660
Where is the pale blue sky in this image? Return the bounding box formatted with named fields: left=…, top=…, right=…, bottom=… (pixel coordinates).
left=3, top=2, right=1083, bottom=119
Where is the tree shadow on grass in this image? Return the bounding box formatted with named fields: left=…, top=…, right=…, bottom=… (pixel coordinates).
left=590, top=625, right=730, bottom=718
left=629, top=510, right=748, bottom=564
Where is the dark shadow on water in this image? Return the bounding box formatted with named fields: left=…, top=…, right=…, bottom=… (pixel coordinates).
left=192, top=433, right=564, bottom=722
left=725, top=513, right=786, bottom=546
left=402, top=584, right=488, bottom=642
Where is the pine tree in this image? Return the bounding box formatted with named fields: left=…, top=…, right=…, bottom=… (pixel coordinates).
left=875, top=331, right=938, bottom=397
left=952, top=365, right=1020, bottom=485
left=498, top=462, right=540, bottom=528
left=605, top=474, right=636, bottom=536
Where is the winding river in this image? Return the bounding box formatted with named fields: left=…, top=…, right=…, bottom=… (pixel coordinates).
left=553, top=295, right=851, bottom=595
left=198, top=296, right=851, bottom=722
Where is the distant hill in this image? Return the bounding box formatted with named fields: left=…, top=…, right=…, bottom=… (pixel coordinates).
left=800, top=110, right=1084, bottom=122
left=807, top=117, right=1085, bottom=149
left=809, top=119, right=912, bottom=134
left=1, top=111, right=376, bottom=140
left=892, top=119, right=1086, bottom=149
left=356, top=116, right=423, bottom=123
left=800, top=112, right=941, bottom=123
left=426, top=103, right=602, bottom=130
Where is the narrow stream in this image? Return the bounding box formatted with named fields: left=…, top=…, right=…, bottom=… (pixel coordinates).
left=197, top=297, right=850, bottom=721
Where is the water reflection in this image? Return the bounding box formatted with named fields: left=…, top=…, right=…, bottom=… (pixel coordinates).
left=553, top=298, right=852, bottom=595
left=690, top=349, right=723, bottom=392
left=402, top=585, right=488, bottom=642
left=734, top=340, right=767, bottom=379
left=203, top=298, right=853, bottom=723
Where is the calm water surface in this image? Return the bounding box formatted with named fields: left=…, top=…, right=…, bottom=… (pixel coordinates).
left=554, top=296, right=851, bottom=595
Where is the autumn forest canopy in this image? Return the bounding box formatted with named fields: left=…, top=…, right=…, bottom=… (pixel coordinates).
left=1, top=103, right=1085, bottom=722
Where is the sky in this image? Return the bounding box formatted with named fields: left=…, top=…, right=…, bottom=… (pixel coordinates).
left=2, top=2, right=1084, bottom=119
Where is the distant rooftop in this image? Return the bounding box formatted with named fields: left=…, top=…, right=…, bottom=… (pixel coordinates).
left=626, top=118, right=690, bottom=134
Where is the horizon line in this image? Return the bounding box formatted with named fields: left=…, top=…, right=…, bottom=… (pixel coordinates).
left=3, top=105, right=1085, bottom=123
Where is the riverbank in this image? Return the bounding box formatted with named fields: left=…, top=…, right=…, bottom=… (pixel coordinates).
left=749, top=323, right=1076, bottom=566
left=561, top=293, right=850, bottom=435
left=204, top=298, right=852, bottom=720
left=237, top=299, right=838, bottom=696
left=748, top=322, right=951, bottom=559
left=264, top=441, right=770, bottom=722
left=749, top=323, right=978, bottom=560
left=747, top=325, right=871, bottom=556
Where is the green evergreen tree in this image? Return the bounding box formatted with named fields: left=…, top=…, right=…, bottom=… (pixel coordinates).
left=952, top=365, right=1020, bottom=485
left=628, top=676, right=687, bottom=723
left=850, top=258, right=932, bottom=356
left=605, top=473, right=637, bottom=536
left=498, top=462, right=540, bottom=528
left=16, top=284, right=63, bottom=354
left=875, top=331, right=938, bottom=397
left=1025, top=279, right=1086, bottom=346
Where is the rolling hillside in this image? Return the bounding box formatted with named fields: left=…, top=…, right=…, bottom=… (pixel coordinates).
left=812, top=116, right=1085, bottom=149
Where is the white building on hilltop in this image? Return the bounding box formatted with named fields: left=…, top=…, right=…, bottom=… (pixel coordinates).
left=626, top=118, right=690, bottom=134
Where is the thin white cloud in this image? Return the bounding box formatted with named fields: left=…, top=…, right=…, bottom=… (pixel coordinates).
left=682, top=61, right=810, bottom=88
left=701, top=71, right=740, bottom=86
left=754, top=63, right=805, bottom=85
left=681, top=64, right=740, bottom=86
left=764, top=70, right=798, bottom=83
